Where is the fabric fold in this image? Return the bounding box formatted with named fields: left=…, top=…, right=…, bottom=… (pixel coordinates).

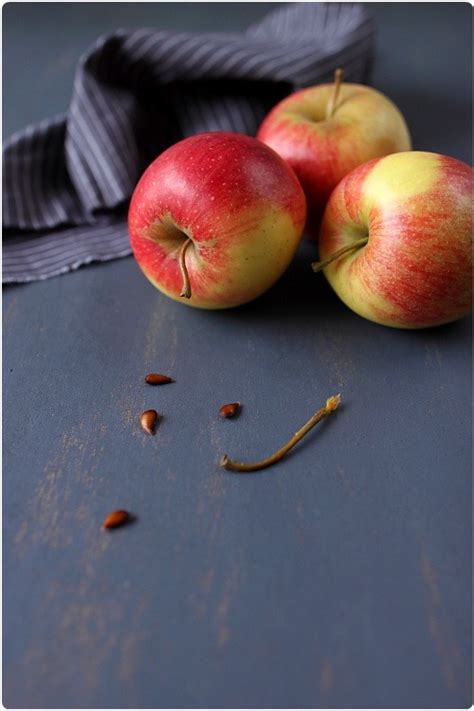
left=3, top=2, right=374, bottom=283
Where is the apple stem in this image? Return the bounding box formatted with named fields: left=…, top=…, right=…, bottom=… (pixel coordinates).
left=179, top=238, right=192, bottom=298
left=326, top=67, right=344, bottom=120
left=312, top=237, right=368, bottom=273
left=220, top=394, right=342, bottom=473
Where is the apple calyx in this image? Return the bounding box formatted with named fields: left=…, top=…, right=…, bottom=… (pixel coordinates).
left=325, top=67, right=344, bottom=120
left=312, top=236, right=368, bottom=273
left=179, top=238, right=193, bottom=298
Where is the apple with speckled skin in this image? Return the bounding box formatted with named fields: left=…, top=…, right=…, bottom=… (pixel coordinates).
left=128, top=132, right=306, bottom=309
left=314, top=151, right=472, bottom=329
left=257, top=71, right=411, bottom=236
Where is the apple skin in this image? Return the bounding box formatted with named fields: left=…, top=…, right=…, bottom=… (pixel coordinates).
left=318, top=151, right=472, bottom=329
left=128, top=132, right=306, bottom=309
left=257, top=83, right=411, bottom=236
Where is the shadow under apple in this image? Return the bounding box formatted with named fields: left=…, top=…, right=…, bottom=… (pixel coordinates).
left=208, top=239, right=347, bottom=326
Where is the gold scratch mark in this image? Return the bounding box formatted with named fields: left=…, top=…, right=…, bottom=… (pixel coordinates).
left=189, top=568, right=216, bottom=620
left=200, top=567, right=215, bottom=594
left=215, top=563, right=240, bottom=646
left=419, top=545, right=463, bottom=691
left=161, top=467, right=177, bottom=483
left=36, top=455, right=71, bottom=549
left=194, top=415, right=228, bottom=538
left=203, top=487, right=225, bottom=544
left=14, top=520, right=29, bottom=551
left=420, top=547, right=441, bottom=607
left=217, top=623, right=230, bottom=646
left=208, top=417, right=223, bottom=455
left=33, top=419, right=108, bottom=549
left=55, top=598, right=121, bottom=693
left=75, top=501, right=92, bottom=524
left=320, top=659, right=334, bottom=696
left=319, top=326, right=356, bottom=389
left=144, top=306, right=178, bottom=370
left=111, top=382, right=156, bottom=450
left=115, top=382, right=144, bottom=432
left=206, top=419, right=225, bottom=495
left=118, top=596, right=151, bottom=686
left=19, top=569, right=123, bottom=702
left=3, top=295, right=18, bottom=326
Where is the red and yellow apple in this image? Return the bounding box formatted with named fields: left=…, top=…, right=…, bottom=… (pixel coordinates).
left=314, top=151, right=472, bottom=328
left=128, top=132, right=306, bottom=309
left=257, top=71, right=411, bottom=236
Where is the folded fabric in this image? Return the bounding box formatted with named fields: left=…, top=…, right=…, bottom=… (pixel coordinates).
left=3, top=2, right=374, bottom=283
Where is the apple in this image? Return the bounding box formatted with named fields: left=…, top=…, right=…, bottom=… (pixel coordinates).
left=128, top=132, right=306, bottom=309
left=257, top=69, right=411, bottom=236
left=313, top=151, right=472, bottom=329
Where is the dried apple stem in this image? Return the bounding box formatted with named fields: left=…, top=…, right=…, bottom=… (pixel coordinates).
left=179, top=238, right=192, bottom=298
left=312, top=237, right=368, bottom=273
left=220, top=394, right=341, bottom=473
left=326, top=67, right=344, bottom=120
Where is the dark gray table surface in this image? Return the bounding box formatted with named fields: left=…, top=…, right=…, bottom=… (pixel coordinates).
left=3, top=3, right=472, bottom=708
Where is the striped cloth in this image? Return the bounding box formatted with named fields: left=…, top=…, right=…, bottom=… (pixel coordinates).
left=3, top=3, right=374, bottom=283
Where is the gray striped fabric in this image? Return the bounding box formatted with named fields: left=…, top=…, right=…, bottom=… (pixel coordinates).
left=3, top=3, right=374, bottom=283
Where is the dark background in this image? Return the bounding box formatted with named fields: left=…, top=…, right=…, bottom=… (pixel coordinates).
left=3, top=3, right=472, bottom=708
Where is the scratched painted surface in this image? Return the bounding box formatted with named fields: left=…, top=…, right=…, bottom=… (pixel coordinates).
left=3, top=3, right=472, bottom=708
